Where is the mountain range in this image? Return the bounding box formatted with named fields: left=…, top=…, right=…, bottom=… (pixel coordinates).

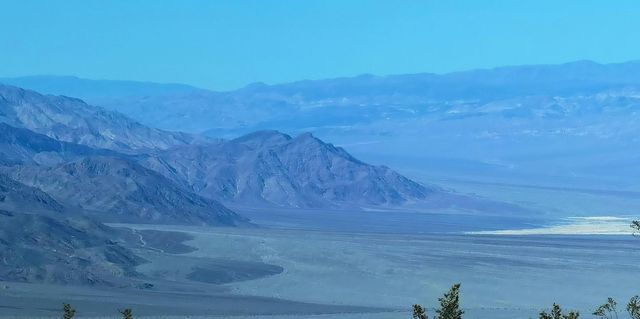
left=0, top=82, right=461, bottom=284
left=4, top=60, right=639, bottom=135
left=0, top=84, right=435, bottom=211
left=4, top=61, right=639, bottom=192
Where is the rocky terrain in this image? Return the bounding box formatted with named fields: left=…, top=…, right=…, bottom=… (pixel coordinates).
left=0, top=85, right=196, bottom=153
left=0, top=210, right=144, bottom=286
left=144, top=130, right=433, bottom=208
left=7, top=156, right=244, bottom=225
left=0, top=84, right=436, bottom=211
left=0, top=122, right=118, bottom=166
left=0, top=173, right=64, bottom=214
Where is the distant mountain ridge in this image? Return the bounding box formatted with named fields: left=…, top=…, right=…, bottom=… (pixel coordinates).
left=5, top=60, right=640, bottom=100
left=0, top=75, right=204, bottom=99
left=11, top=60, right=631, bottom=193
left=231, top=60, right=640, bottom=101
left=3, top=60, right=640, bottom=134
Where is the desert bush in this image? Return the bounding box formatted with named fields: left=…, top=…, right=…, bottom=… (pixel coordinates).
left=626, top=296, right=640, bottom=319
left=539, top=303, right=579, bottom=319
left=120, top=308, right=133, bottom=319
left=412, top=283, right=464, bottom=319
left=413, top=304, right=428, bottom=319
left=62, top=303, right=76, bottom=319
left=593, top=297, right=618, bottom=319
left=592, top=296, right=640, bottom=319
left=436, top=283, right=464, bottom=319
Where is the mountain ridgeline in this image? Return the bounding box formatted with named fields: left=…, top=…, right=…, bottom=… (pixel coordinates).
left=5, top=60, right=639, bottom=134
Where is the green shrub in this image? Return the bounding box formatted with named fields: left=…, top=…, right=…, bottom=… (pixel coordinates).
left=539, top=303, right=579, bottom=319
left=412, top=283, right=464, bottom=319
left=593, top=297, right=618, bottom=319
left=627, top=296, right=640, bottom=319
left=120, top=308, right=133, bottom=319
left=413, top=304, right=428, bottom=319
left=62, top=303, right=76, bottom=319
left=436, top=283, right=464, bottom=319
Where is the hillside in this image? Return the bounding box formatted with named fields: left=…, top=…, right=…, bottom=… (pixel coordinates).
left=7, top=156, right=245, bottom=225
left=0, top=173, right=64, bottom=214
left=0, top=85, right=196, bottom=153
left=0, top=122, right=117, bottom=166
left=0, top=210, right=144, bottom=286
left=144, top=130, right=435, bottom=208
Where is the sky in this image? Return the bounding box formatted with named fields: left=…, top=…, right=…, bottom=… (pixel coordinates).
left=1, top=0, right=639, bottom=90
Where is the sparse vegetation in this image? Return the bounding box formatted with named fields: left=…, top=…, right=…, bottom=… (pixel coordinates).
left=436, top=283, right=464, bottom=319
left=593, top=298, right=618, bottom=319
left=628, top=296, right=640, bottom=319
left=412, top=283, right=464, bottom=319
left=60, top=304, right=135, bottom=319
left=55, top=230, right=640, bottom=319
left=412, top=304, right=428, bottom=319
left=62, top=303, right=76, bottom=319
left=539, top=303, right=579, bottom=319
left=592, top=296, right=640, bottom=319
left=120, top=308, right=133, bottom=319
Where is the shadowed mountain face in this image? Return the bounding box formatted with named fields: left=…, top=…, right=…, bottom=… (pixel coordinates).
left=0, top=85, right=195, bottom=153
left=0, top=210, right=144, bottom=286
left=144, top=130, right=434, bottom=208
left=0, top=122, right=118, bottom=166
left=7, top=156, right=245, bottom=226
left=0, top=174, right=64, bottom=214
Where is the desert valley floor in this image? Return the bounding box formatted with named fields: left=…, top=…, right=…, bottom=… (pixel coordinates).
left=2, top=206, right=639, bottom=319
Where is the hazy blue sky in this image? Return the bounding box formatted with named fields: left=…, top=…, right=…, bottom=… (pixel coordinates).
left=1, top=0, right=639, bottom=90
